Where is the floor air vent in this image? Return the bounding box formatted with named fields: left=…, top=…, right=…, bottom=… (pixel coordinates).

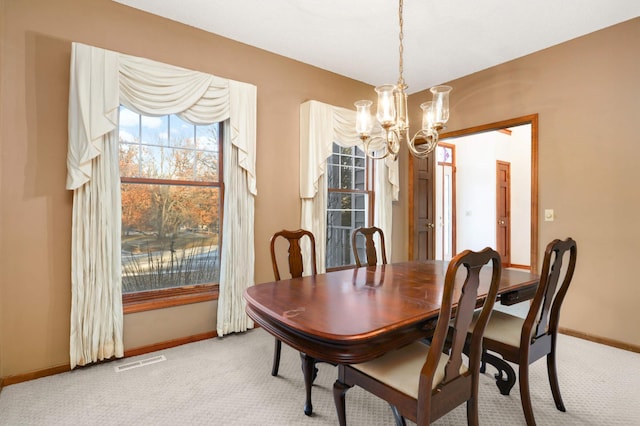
left=114, top=355, right=167, bottom=372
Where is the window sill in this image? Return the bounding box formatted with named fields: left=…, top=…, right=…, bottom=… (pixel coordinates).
left=123, top=284, right=219, bottom=314
left=326, top=264, right=357, bottom=272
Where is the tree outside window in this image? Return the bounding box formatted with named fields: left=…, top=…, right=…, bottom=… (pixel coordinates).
left=326, top=143, right=373, bottom=269
left=118, top=106, right=223, bottom=294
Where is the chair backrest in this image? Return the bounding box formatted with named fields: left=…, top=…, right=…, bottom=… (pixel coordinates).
left=270, top=229, right=317, bottom=281
left=523, top=237, right=577, bottom=346
left=351, top=226, right=387, bottom=267
left=420, top=247, right=502, bottom=423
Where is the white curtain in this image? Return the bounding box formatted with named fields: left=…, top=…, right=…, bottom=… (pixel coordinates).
left=299, top=100, right=399, bottom=272
left=67, top=43, right=257, bottom=368
left=217, top=82, right=257, bottom=336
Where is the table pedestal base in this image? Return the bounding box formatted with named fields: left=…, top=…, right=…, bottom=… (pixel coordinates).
left=481, top=350, right=517, bottom=395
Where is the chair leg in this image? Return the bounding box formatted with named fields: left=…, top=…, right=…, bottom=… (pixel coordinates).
left=547, top=348, right=566, bottom=412
left=271, top=338, right=281, bottom=377
left=518, top=363, right=537, bottom=426
left=466, top=396, right=480, bottom=426
left=333, top=380, right=351, bottom=426
left=301, top=353, right=316, bottom=416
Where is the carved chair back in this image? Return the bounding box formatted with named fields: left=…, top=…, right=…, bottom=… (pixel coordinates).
left=270, top=229, right=317, bottom=281
left=351, top=226, right=387, bottom=267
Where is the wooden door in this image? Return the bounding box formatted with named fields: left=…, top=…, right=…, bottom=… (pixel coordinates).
left=496, top=161, right=511, bottom=266
left=412, top=156, right=435, bottom=260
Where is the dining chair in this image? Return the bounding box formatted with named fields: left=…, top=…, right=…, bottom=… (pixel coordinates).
left=351, top=226, right=387, bottom=267
left=333, top=247, right=502, bottom=426
left=473, top=237, right=577, bottom=426
left=269, top=229, right=318, bottom=377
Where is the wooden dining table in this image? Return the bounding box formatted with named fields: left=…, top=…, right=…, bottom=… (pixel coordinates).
left=244, top=260, right=539, bottom=416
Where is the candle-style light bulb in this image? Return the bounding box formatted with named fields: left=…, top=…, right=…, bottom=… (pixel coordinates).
left=354, top=100, right=374, bottom=136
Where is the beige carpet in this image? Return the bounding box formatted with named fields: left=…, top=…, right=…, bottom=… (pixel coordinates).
left=0, top=327, right=638, bottom=425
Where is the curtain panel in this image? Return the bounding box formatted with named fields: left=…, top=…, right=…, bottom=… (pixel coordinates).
left=299, top=100, right=399, bottom=272
left=67, top=43, right=256, bottom=368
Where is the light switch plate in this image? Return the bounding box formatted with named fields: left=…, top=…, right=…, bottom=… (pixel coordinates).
left=544, top=209, right=554, bottom=221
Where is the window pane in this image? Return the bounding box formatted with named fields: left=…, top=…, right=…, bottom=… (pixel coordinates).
left=326, top=190, right=368, bottom=268
left=340, top=151, right=353, bottom=167
left=195, top=123, right=220, bottom=151
left=327, top=210, right=341, bottom=227
left=141, top=115, right=168, bottom=147
left=171, top=148, right=196, bottom=180
left=119, top=143, right=140, bottom=178
left=340, top=210, right=352, bottom=227
left=340, top=193, right=353, bottom=212
left=169, top=114, right=195, bottom=148
left=354, top=168, right=366, bottom=190
left=119, top=107, right=140, bottom=143
left=136, top=145, right=158, bottom=178
left=339, top=165, right=352, bottom=189
left=121, top=183, right=221, bottom=293
left=327, top=164, right=339, bottom=189
left=326, top=225, right=352, bottom=269
left=195, top=150, right=219, bottom=181
left=327, top=192, right=342, bottom=210
left=437, top=146, right=453, bottom=164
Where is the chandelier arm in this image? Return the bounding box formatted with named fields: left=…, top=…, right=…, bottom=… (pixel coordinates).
left=386, top=127, right=401, bottom=157
left=362, top=136, right=393, bottom=160
left=407, top=129, right=440, bottom=159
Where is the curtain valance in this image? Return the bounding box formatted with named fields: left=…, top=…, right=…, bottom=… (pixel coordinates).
left=299, top=100, right=398, bottom=201
left=67, top=43, right=257, bottom=195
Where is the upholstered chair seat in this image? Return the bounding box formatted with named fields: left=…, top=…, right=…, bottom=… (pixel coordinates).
left=472, top=310, right=525, bottom=347
left=352, top=341, right=467, bottom=398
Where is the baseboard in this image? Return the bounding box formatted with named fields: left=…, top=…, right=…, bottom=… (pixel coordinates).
left=508, top=263, right=531, bottom=270
left=2, top=364, right=71, bottom=387
left=0, top=331, right=217, bottom=388
left=123, top=330, right=217, bottom=357
left=559, top=327, right=640, bottom=353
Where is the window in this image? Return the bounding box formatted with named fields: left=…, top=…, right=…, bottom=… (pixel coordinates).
left=118, top=106, right=223, bottom=309
left=326, top=143, right=373, bottom=269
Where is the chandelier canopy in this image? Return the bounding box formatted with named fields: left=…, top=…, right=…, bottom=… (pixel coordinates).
left=354, top=0, right=452, bottom=161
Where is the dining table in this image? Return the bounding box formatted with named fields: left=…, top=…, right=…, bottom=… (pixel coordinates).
left=244, top=260, right=539, bottom=416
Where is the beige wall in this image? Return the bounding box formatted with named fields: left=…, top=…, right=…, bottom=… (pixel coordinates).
left=1, top=0, right=637, bottom=380
left=409, top=17, right=640, bottom=347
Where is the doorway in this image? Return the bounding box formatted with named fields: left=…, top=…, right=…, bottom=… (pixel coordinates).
left=410, top=114, right=539, bottom=272
left=435, top=143, right=456, bottom=261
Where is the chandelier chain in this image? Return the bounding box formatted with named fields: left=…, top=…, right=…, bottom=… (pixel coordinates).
left=398, top=0, right=404, bottom=87
left=353, top=0, right=452, bottom=161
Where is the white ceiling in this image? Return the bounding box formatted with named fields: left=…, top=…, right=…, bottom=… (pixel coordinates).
left=114, top=0, right=639, bottom=94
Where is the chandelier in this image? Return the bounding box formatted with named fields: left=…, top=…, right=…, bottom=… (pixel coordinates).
left=354, top=0, right=452, bottom=160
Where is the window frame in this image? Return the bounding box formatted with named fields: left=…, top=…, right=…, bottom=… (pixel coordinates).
left=326, top=143, right=375, bottom=271
left=119, top=111, right=225, bottom=313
